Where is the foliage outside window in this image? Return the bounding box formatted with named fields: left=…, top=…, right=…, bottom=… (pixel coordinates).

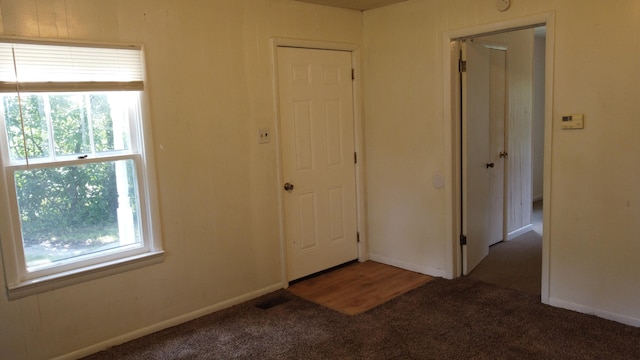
left=0, top=40, right=162, bottom=298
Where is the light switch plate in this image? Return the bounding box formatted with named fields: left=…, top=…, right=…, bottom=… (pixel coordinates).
left=561, top=114, right=584, bottom=130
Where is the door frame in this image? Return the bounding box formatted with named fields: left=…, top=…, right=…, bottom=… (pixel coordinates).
left=442, top=12, right=555, bottom=303
left=270, top=38, right=367, bottom=288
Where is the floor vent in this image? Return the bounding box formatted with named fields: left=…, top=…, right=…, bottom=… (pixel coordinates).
left=255, top=296, right=290, bottom=310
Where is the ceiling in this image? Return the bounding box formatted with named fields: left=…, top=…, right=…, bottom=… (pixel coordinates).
left=295, top=0, right=408, bottom=11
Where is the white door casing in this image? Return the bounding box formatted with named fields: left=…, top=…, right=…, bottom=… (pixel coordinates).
left=277, top=47, right=358, bottom=281
left=488, top=48, right=507, bottom=246
left=444, top=13, right=554, bottom=302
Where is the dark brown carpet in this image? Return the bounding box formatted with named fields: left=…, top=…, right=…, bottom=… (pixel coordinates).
left=83, top=277, right=640, bottom=359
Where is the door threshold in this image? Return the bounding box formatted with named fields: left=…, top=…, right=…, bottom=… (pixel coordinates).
left=289, top=259, right=358, bottom=285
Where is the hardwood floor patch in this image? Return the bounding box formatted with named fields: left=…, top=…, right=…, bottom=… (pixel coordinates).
left=287, top=261, right=433, bottom=315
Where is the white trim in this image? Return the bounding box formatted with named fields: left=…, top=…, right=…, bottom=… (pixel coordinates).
left=471, top=38, right=508, bottom=51
left=370, top=253, right=447, bottom=278
left=7, top=152, right=138, bottom=170
left=443, top=12, right=555, bottom=303
left=270, top=40, right=288, bottom=289
left=271, top=38, right=358, bottom=52
left=540, top=15, right=555, bottom=304
left=351, top=48, right=369, bottom=264
left=270, top=38, right=365, bottom=286
left=443, top=39, right=461, bottom=281
left=7, top=251, right=164, bottom=300
left=137, top=54, right=165, bottom=274
left=507, top=224, right=534, bottom=240
left=548, top=297, right=640, bottom=328
left=51, top=282, right=284, bottom=360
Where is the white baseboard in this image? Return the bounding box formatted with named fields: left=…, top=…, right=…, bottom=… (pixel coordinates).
left=369, top=253, right=446, bottom=278
left=54, top=282, right=284, bottom=360
left=548, top=297, right=640, bottom=328
left=507, top=224, right=533, bottom=240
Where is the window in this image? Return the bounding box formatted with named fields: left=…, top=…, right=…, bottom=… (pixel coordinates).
left=0, top=40, right=163, bottom=299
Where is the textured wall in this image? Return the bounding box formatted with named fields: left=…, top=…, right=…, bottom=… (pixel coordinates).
left=364, top=0, right=640, bottom=326
left=0, top=1, right=362, bottom=359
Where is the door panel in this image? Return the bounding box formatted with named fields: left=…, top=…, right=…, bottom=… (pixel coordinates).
left=277, top=47, right=358, bottom=281
left=462, top=40, right=492, bottom=275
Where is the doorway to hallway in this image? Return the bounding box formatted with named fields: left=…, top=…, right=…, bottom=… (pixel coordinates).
left=445, top=14, right=554, bottom=302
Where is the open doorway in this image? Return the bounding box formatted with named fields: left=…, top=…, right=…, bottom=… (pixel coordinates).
left=444, top=12, right=554, bottom=302
left=463, top=27, right=546, bottom=295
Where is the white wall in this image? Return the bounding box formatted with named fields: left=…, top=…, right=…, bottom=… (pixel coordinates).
left=363, top=1, right=449, bottom=277
left=0, top=1, right=362, bottom=359
left=364, top=0, right=640, bottom=326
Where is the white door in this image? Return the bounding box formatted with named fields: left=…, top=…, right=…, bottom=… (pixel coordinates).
left=488, top=48, right=507, bottom=246
left=462, top=40, right=493, bottom=275
left=277, top=47, right=358, bottom=281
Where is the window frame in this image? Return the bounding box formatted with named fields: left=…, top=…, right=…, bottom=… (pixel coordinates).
left=0, top=38, right=163, bottom=300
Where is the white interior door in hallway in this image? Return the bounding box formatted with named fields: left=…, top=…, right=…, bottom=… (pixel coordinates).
left=488, top=47, right=507, bottom=247
left=461, top=40, right=507, bottom=275
left=277, top=47, right=358, bottom=282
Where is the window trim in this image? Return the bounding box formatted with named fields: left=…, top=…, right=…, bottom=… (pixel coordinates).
left=0, top=37, right=164, bottom=300
left=6, top=251, right=164, bottom=300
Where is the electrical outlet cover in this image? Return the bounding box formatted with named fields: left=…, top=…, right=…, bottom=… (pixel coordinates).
left=258, top=128, right=271, bottom=144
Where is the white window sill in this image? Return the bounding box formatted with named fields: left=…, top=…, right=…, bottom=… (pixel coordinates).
left=7, top=251, right=165, bottom=300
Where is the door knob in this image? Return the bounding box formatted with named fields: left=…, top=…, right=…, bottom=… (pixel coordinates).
left=486, top=163, right=495, bottom=169
left=283, top=183, right=294, bottom=191
left=499, top=151, right=509, bottom=158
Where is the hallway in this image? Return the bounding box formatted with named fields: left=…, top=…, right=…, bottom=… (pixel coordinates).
left=468, top=201, right=543, bottom=295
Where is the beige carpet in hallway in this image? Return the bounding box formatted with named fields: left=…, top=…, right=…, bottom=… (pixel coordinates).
left=467, top=230, right=542, bottom=294
left=468, top=201, right=543, bottom=294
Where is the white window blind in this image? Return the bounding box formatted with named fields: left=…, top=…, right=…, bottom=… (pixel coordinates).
left=0, top=41, right=144, bottom=92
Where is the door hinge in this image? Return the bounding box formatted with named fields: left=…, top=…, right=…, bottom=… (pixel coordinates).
left=357, top=232, right=360, bottom=243
left=459, top=234, right=467, bottom=245
left=459, top=59, right=467, bottom=73
left=351, top=68, right=355, bottom=80
left=354, top=152, right=357, bottom=164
